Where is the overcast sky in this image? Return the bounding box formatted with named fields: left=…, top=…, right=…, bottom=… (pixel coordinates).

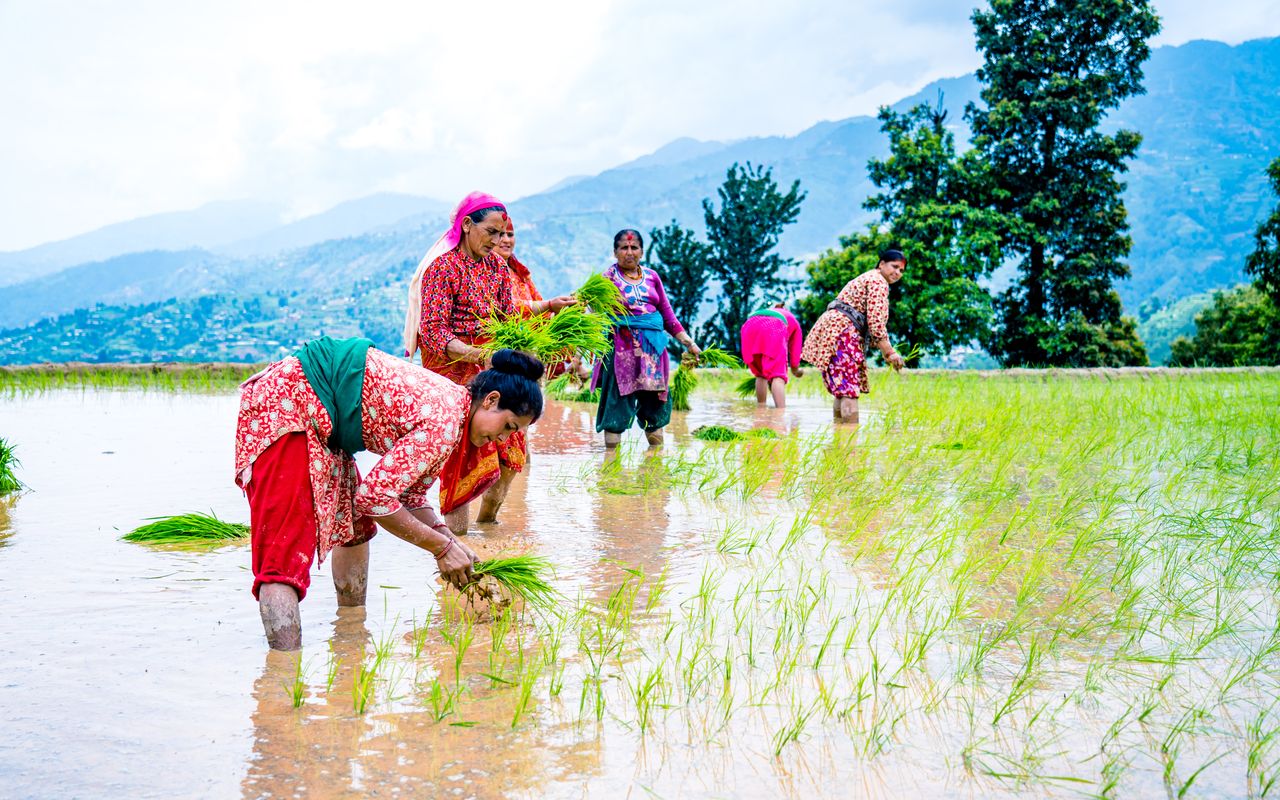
left=2, top=0, right=1278, bottom=251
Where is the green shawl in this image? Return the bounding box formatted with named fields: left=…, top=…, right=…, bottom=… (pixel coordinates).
left=293, top=336, right=374, bottom=454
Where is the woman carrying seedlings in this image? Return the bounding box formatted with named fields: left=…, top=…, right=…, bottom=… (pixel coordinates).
left=592, top=228, right=702, bottom=447
left=479, top=216, right=577, bottom=524
left=234, top=337, right=545, bottom=650
left=739, top=301, right=805, bottom=409
left=402, top=191, right=525, bottom=535
left=801, top=248, right=907, bottom=423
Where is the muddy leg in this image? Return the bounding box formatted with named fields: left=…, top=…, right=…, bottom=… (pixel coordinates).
left=331, top=541, right=369, bottom=607
left=836, top=396, right=859, bottom=424
left=604, top=432, right=622, bottom=448
left=445, top=503, right=470, bottom=537
left=770, top=378, right=787, bottom=409
left=755, top=377, right=768, bottom=405
left=645, top=427, right=664, bottom=448
left=259, top=583, right=302, bottom=651
left=477, top=466, right=516, bottom=523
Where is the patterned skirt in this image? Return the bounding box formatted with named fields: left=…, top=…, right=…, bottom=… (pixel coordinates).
left=821, top=325, right=869, bottom=398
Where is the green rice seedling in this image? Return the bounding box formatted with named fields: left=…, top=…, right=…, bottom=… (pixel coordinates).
left=0, top=437, right=21, bottom=494
left=425, top=677, right=461, bottom=722
left=694, top=425, right=744, bottom=442
left=468, top=555, right=557, bottom=611
left=479, top=313, right=555, bottom=358
left=283, top=654, right=308, bottom=708
left=670, top=347, right=743, bottom=411
left=510, top=658, right=543, bottom=728
left=734, top=375, right=758, bottom=397
left=574, top=272, right=628, bottom=318
left=352, top=655, right=378, bottom=714
left=122, top=511, right=249, bottom=543
left=324, top=652, right=341, bottom=693
left=544, top=305, right=613, bottom=358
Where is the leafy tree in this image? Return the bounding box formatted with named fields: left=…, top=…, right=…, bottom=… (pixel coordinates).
left=800, top=97, right=1007, bottom=364
left=703, top=162, right=805, bottom=351
left=646, top=220, right=712, bottom=338
left=968, top=0, right=1160, bottom=366
left=1245, top=156, right=1280, bottom=307
left=1168, top=285, right=1279, bottom=366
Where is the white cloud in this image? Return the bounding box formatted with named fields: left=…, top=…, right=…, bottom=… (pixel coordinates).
left=1, top=0, right=1277, bottom=250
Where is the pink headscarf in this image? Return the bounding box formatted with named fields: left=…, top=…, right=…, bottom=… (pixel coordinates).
left=402, top=191, right=506, bottom=357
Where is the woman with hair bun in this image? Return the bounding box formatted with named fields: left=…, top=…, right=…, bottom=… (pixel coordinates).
left=234, top=337, right=545, bottom=650
left=592, top=228, right=702, bottom=447
left=802, top=248, right=908, bottom=423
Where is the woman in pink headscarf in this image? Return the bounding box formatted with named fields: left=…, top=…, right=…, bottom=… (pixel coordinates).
left=402, top=192, right=519, bottom=536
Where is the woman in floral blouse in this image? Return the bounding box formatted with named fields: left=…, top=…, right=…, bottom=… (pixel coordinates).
left=801, top=249, right=908, bottom=423
left=591, top=229, right=702, bottom=447
left=234, top=339, right=545, bottom=650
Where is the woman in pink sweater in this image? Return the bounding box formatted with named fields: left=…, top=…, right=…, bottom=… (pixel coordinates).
left=739, top=302, right=805, bottom=408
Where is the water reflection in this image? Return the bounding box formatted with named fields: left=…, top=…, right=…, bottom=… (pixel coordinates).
left=0, top=494, right=17, bottom=548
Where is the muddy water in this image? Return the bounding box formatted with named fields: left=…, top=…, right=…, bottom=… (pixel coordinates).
left=0, top=389, right=842, bottom=799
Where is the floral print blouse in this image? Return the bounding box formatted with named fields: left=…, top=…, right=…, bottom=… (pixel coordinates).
left=418, top=246, right=516, bottom=360
left=235, top=348, right=471, bottom=562
left=801, top=269, right=891, bottom=370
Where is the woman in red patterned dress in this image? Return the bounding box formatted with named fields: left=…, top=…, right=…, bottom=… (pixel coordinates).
left=476, top=217, right=577, bottom=523
left=234, top=339, right=544, bottom=650
left=402, top=192, right=527, bottom=536
left=801, top=249, right=907, bottom=423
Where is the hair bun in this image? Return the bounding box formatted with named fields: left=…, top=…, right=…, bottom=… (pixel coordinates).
left=489, top=349, right=545, bottom=382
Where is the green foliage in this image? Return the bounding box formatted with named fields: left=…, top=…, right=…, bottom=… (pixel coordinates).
left=969, top=0, right=1160, bottom=366
left=122, top=512, right=249, bottom=543
left=1136, top=291, right=1216, bottom=366
left=0, top=437, right=21, bottom=494
left=471, top=555, right=556, bottom=610
left=647, top=220, right=712, bottom=332
left=545, top=372, right=601, bottom=403
left=1245, top=156, right=1280, bottom=307
left=574, top=273, right=627, bottom=318
left=1168, top=285, right=1280, bottom=366
left=703, top=162, right=806, bottom=353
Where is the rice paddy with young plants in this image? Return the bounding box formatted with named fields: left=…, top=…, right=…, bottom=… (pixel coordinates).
left=3, top=367, right=1278, bottom=797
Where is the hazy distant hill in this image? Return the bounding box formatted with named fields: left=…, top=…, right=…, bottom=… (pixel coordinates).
left=1, top=37, right=1278, bottom=365
left=0, top=200, right=282, bottom=288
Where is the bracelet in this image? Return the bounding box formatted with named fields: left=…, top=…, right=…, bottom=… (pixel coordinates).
left=434, top=536, right=455, bottom=561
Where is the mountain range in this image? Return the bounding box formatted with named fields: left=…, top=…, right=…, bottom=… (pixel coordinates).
left=1, top=37, right=1278, bottom=365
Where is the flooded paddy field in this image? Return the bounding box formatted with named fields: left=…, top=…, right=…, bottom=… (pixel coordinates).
left=1, top=370, right=1278, bottom=798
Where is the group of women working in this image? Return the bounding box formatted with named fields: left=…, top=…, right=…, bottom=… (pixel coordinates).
left=233, top=190, right=908, bottom=649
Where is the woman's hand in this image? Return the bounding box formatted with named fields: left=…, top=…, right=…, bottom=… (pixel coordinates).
left=433, top=531, right=478, bottom=590
left=684, top=339, right=702, bottom=358
left=790, top=365, right=805, bottom=378
left=887, top=351, right=906, bottom=372
left=546, top=295, right=577, bottom=313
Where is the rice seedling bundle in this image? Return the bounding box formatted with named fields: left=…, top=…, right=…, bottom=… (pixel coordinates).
left=122, top=512, right=250, bottom=543
left=574, top=273, right=628, bottom=318
left=693, top=425, right=779, bottom=442
left=670, top=348, right=743, bottom=411
left=0, top=437, right=21, bottom=494
left=469, top=555, right=557, bottom=611
left=545, top=373, right=601, bottom=404
left=734, top=376, right=758, bottom=397
left=481, top=306, right=615, bottom=365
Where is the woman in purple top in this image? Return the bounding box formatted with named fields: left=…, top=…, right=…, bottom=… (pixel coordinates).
left=592, top=229, right=702, bottom=447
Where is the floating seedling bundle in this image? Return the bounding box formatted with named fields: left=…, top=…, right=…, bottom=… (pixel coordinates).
left=692, top=425, right=780, bottom=442
left=122, top=512, right=250, bottom=544
left=670, top=348, right=742, bottom=411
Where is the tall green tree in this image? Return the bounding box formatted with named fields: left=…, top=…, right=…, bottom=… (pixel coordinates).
left=969, top=0, right=1159, bottom=366
left=703, top=162, right=805, bottom=351
left=1245, top=156, right=1280, bottom=307
left=1168, top=285, right=1279, bottom=366
left=646, top=219, right=712, bottom=338
left=801, top=97, right=1007, bottom=364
